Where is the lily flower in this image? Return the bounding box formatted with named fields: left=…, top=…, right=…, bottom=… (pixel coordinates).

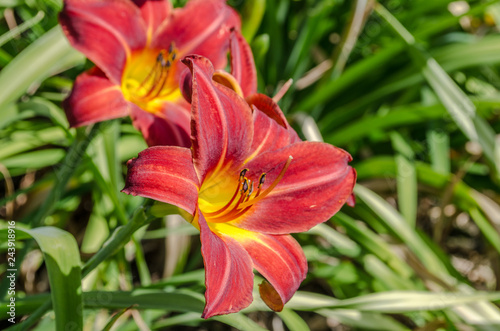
left=59, top=0, right=245, bottom=146
left=122, top=56, right=356, bottom=318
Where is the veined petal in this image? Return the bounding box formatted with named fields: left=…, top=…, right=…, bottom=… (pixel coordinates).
left=154, top=0, right=240, bottom=69
left=130, top=102, right=191, bottom=147
left=133, top=0, right=172, bottom=43
left=247, top=94, right=301, bottom=144
left=198, top=212, right=254, bottom=319
left=213, top=222, right=307, bottom=311
left=122, top=146, right=199, bottom=214
left=233, top=142, right=356, bottom=234
left=229, top=29, right=257, bottom=96
left=63, top=67, right=129, bottom=127
left=60, top=0, right=147, bottom=84
left=183, top=56, right=253, bottom=182
left=247, top=105, right=299, bottom=159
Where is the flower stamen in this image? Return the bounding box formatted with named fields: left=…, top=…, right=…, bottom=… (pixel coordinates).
left=208, top=156, right=293, bottom=222
left=133, top=43, right=177, bottom=103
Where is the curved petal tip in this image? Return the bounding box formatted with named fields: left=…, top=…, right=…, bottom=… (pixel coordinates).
left=259, top=280, right=284, bottom=312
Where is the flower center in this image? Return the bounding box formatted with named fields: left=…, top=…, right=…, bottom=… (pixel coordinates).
left=201, top=156, right=293, bottom=223
left=122, top=44, right=180, bottom=109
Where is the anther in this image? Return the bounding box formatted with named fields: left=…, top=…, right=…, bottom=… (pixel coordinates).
left=239, top=156, right=293, bottom=209
left=240, top=169, right=249, bottom=181
left=242, top=179, right=249, bottom=193
left=258, top=173, right=266, bottom=188
left=208, top=157, right=292, bottom=222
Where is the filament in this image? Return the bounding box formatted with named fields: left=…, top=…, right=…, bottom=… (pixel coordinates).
left=207, top=156, right=293, bottom=222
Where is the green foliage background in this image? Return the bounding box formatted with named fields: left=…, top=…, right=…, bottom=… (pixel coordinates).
left=1, top=0, right=500, bottom=330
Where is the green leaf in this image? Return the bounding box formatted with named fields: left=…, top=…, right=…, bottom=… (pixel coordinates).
left=374, top=3, right=499, bottom=180
left=288, top=291, right=500, bottom=312
left=318, top=309, right=409, bottom=331
left=0, top=26, right=84, bottom=110
left=83, top=289, right=204, bottom=312
left=241, top=0, right=266, bottom=42
left=354, top=185, right=449, bottom=278
left=278, top=309, right=310, bottom=331
left=390, top=132, right=417, bottom=226
left=307, top=223, right=361, bottom=257
left=16, top=227, right=82, bottom=331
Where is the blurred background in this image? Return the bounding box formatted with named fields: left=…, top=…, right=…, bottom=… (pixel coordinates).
left=1, top=0, right=500, bottom=330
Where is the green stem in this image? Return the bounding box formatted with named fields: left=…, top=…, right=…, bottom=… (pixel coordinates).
left=82, top=205, right=153, bottom=278
left=0, top=123, right=103, bottom=298
left=373, top=3, right=415, bottom=45
left=6, top=123, right=103, bottom=330
left=33, top=123, right=104, bottom=226
left=15, top=204, right=154, bottom=331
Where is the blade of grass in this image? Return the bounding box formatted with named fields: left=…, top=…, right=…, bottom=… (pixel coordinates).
left=354, top=185, right=450, bottom=280
left=318, top=309, right=409, bottom=331
left=287, top=290, right=500, bottom=312
left=374, top=3, right=500, bottom=181
left=0, top=25, right=84, bottom=110
left=390, top=132, right=417, bottom=226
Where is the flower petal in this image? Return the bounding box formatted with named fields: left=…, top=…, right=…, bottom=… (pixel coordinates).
left=198, top=212, right=254, bottom=319
left=130, top=102, right=191, bottom=147
left=60, top=0, right=147, bottom=83
left=214, top=224, right=307, bottom=311
left=229, top=29, right=257, bottom=96
left=154, top=0, right=240, bottom=69
left=246, top=105, right=299, bottom=159
left=133, top=0, right=172, bottom=42
left=233, top=142, right=356, bottom=234
left=63, top=67, right=129, bottom=127
left=182, top=55, right=253, bottom=181
left=122, top=146, right=199, bottom=214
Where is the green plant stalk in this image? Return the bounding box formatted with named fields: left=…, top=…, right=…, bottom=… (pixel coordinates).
left=0, top=123, right=103, bottom=298
left=327, top=0, right=374, bottom=80
left=33, top=123, right=104, bottom=227
left=241, top=0, right=266, bottom=42
left=82, top=205, right=153, bottom=277
left=15, top=205, right=154, bottom=330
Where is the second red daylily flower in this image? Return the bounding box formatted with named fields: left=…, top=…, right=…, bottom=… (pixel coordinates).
left=122, top=56, right=356, bottom=318
left=60, top=0, right=254, bottom=146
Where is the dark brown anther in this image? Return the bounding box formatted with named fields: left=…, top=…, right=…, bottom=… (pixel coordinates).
left=239, top=168, right=248, bottom=181
left=171, top=53, right=176, bottom=61
left=168, top=43, right=174, bottom=53
left=259, top=173, right=266, bottom=187
left=242, top=179, right=249, bottom=193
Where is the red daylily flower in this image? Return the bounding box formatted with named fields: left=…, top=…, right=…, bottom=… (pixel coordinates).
left=60, top=0, right=252, bottom=147
left=122, top=56, right=356, bottom=318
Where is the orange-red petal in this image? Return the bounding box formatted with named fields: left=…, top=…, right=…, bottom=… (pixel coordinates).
left=182, top=55, right=253, bottom=182
left=60, top=0, right=147, bottom=84
left=247, top=104, right=299, bottom=159
left=247, top=93, right=301, bottom=144
left=238, top=233, right=307, bottom=311
left=63, top=67, right=129, bottom=127
left=154, top=0, right=240, bottom=70
left=122, top=146, right=199, bottom=214
left=229, top=29, right=257, bottom=97
left=198, top=212, right=254, bottom=319
left=233, top=142, right=356, bottom=234
left=133, top=0, right=172, bottom=42
left=129, top=102, right=191, bottom=147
